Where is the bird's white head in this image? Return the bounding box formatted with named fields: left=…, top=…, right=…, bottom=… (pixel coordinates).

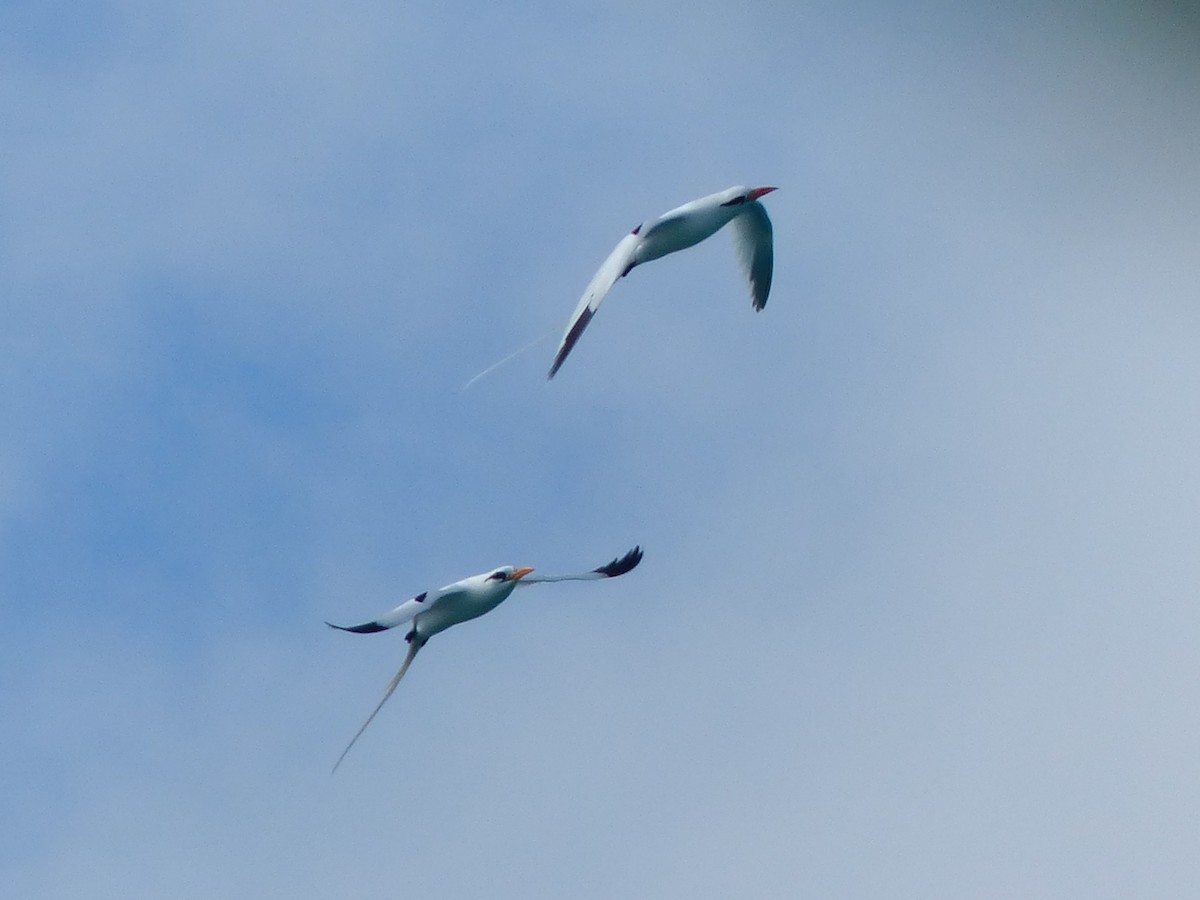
left=719, top=185, right=778, bottom=208
left=480, top=565, right=535, bottom=586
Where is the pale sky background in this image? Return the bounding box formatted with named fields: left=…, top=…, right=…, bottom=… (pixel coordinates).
left=3, top=2, right=1199, bottom=897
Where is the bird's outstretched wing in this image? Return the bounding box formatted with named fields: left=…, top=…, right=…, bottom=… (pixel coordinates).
left=730, top=202, right=774, bottom=311
left=521, top=546, right=644, bottom=583
left=549, top=231, right=641, bottom=378
left=331, top=635, right=423, bottom=773
left=325, top=591, right=436, bottom=634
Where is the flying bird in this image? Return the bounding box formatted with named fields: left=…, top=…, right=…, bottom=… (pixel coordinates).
left=327, top=546, right=643, bottom=772
left=548, top=185, right=778, bottom=378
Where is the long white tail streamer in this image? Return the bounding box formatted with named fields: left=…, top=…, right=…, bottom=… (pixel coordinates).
left=461, top=329, right=554, bottom=391
left=332, top=638, right=422, bottom=774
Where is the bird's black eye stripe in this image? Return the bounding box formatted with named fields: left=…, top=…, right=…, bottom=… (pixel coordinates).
left=488, top=571, right=507, bottom=581
left=720, top=196, right=747, bottom=207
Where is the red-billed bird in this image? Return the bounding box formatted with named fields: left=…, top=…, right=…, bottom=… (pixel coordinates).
left=327, top=547, right=643, bottom=772
left=549, top=185, right=778, bottom=378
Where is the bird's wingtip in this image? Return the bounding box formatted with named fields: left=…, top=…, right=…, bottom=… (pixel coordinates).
left=548, top=306, right=594, bottom=380
left=593, top=545, right=643, bottom=578
left=327, top=620, right=389, bottom=634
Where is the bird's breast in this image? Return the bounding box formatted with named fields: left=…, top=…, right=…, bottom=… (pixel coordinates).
left=413, top=586, right=515, bottom=639
left=638, top=209, right=734, bottom=263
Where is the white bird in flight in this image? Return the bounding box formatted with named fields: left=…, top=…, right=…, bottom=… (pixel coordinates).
left=548, top=185, right=778, bottom=378
left=327, top=546, right=643, bottom=771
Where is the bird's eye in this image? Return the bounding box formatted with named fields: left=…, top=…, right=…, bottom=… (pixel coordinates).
left=488, top=571, right=507, bottom=581
left=720, top=195, right=747, bottom=207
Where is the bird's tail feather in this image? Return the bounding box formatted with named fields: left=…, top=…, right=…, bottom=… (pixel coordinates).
left=332, top=636, right=423, bottom=774
left=461, top=330, right=554, bottom=390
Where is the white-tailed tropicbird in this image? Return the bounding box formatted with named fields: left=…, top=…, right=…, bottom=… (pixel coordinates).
left=327, top=546, right=643, bottom=771
left=549, top=185, right=778, bottom=378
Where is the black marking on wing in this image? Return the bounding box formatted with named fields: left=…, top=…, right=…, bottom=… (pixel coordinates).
left=548, top=306, right=594, bottom=378
left=593, top=546, right=643, bottom=578
left=325, top=591, right=427, bottom=634
left=631, top=223, right=642, bottom=235
left=326, top=621, right=388, bottom=634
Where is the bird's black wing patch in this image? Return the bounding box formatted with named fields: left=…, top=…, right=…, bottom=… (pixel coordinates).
left=593, top=545, right=643, bottom=578
left=548, top=306, right=594, bottom=378
left=325, top=593, right=426, bottom=634
left=326, top=621, right=388, bottom=634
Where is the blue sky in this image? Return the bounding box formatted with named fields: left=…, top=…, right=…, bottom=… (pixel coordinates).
left=3, top=2, right=1199, bottom=896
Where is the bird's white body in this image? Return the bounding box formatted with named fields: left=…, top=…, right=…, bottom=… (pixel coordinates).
left=410, top=572, right=521, bottom=641
left=548, top=185, right=777, bottom=377
left=632, top=191, right=754, bottom=265
left=327, top=548, right=643, bottom=771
